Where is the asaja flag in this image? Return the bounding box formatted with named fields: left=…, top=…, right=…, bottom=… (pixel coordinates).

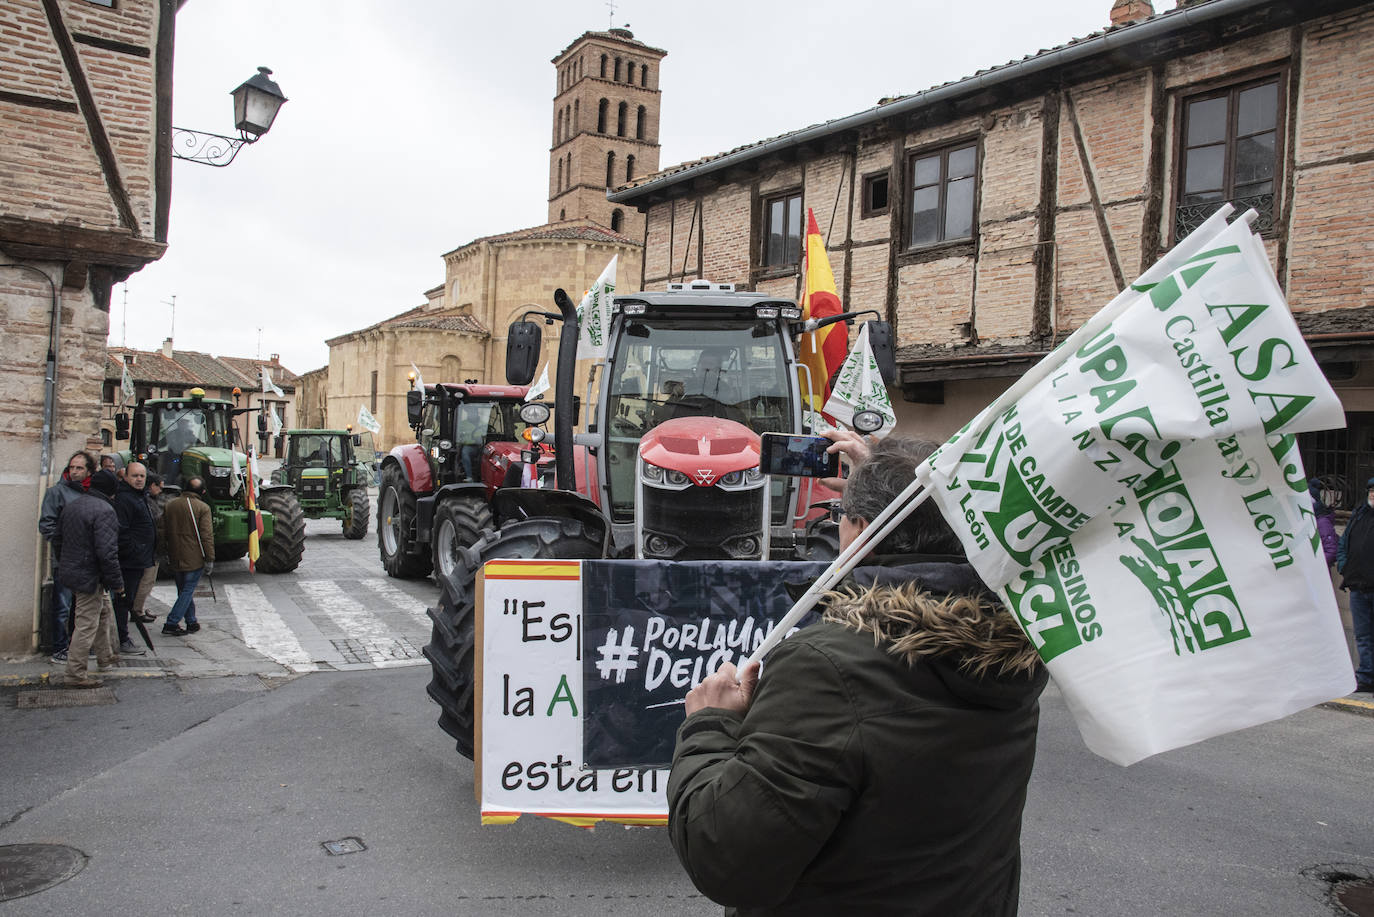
left=410, top=362, right=427, bottom=395
left=525, top=363, right=551, bottom=402
left=357, top=405, right=380, bottom=435
left=799, top=209, right=848, bottom=414
left=246, top=446, right=263, bottom=571
left=919, top=210, right=1350, bottom=765
left=120, top=359, right=136, bottom=404
left=577, top=256, right=617, bottom=360
left=261, top=365, right=284, bottom=398
left=823, top=323, right=896, bottom=437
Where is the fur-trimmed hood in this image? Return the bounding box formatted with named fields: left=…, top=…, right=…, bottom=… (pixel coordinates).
left=821, top=556, right=1043, bottom=684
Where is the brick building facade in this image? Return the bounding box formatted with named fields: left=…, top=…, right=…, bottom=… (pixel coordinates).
left=611, top=0, right=1374, bottom=506
left=1, top=0, right=174, bottom=654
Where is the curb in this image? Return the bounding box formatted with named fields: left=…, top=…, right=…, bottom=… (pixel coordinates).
left=1319, top=695, right=1374, bottom=717
left=0, top=669, right=168, bottom=687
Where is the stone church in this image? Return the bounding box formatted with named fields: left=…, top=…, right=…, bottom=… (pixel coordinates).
left=313, top=28, right=664, bottom=450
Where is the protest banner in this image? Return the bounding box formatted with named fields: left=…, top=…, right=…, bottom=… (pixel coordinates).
left=356, top=405, right=380, bottom=435
left=478, top=559, right=825, bottom=825
left=576, top=256, right=617, bottom=361
left=823, top=322, right=896, bottom=437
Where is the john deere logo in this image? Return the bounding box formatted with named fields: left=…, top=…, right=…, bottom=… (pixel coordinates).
left=694, top=469, right=716, bottom=485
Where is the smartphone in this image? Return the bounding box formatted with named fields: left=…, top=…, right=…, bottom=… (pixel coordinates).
left=759, top=432, right=840, bottom=478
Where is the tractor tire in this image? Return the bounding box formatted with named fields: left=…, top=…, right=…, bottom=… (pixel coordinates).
left=255, top=489, right=306, bottom=573
left=378, top=464, right=431, bottom=579
left=270, top=467, right=287, bottom=485
left=424, top=516, right=605, bottom=760
left=430, top=494, right=492, bottom=584
left=342, top=487, right=370, bottom=540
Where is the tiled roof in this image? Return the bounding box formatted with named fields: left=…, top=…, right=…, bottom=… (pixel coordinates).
left=390, top=311, right=489, bottom=334
left=105, top=346, right=302, bottom=391
left=443, top=218, right=638, bottom=259
left=106, top=348, right=200, bottom=386
left=220, top=356, right=299, bottom=390
left=554, top=28, right=667, bottom=61
left=169, top=350, right=254, bottom=389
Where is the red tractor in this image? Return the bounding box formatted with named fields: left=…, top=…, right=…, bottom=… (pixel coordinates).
left=424, top=281, right=895, bottom=758
left=377, top=382, right=557, bottom=581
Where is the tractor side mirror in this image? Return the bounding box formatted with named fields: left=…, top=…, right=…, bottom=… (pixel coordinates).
left=506, top=321, right=542, bottom=386
left=114, top=412, right=130, bottom=441
left=406, top=389, right=424, bottom=426
left=866, top=321, right=898, bottom=385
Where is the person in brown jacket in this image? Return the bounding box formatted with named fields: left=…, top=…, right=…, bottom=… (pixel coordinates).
left=158, top=476, right=214, bottom=636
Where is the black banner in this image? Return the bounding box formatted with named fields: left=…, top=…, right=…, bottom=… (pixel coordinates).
left=580, top=560, right=828, bottom=769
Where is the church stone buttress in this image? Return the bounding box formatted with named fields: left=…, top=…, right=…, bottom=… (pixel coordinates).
left=548, top=28, right=666, bottom=240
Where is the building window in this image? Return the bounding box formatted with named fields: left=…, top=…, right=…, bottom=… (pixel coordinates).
left=371, top=371, right=378, bottom=413
left=617, top=101, right=627, bottom=137
left=1175, top=75, right=1281, bottom=239
left=101, top=428, right=112, bottom=446
left=166, top=389, right=183, bottom=398
left=600, top=54, right=607, bottom=78
left=614, top=57, right=622, bottom=81
left=862, top=170, right=890, bottom=218
left=560, top=208, right=566, bottom=220
left=606, top=151, right=616, bottom=188
left=640, top=64, right=648, bottom=86
left=625, top=60, right=635, bottom=85
left=135, top=385, right=152, bottom=402
left=762, top=191, right=803, bottom=269
left=907, top=142, right=977, bottom=248
left=573, top=98, right=579, bottom=132
left=557, top=158, right=564, bottom=190
left=626, top=154, right=635, bottom=182
left=611, top=209, right=624, bottom=233
left=636, top=105, right=646, bottom=140
left=597, top=98, right=608, bottom=133
left=102, top=382, right=116, bottom=404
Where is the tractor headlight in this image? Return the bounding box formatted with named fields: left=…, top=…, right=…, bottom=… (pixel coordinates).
left=755, top=305, right=779, bottom=319
left=208, top=467, right=230, bottom=478
left=779, top=305, right=802, bottom=319
left=641, top=462, right=663, bottom=484
left=716, top=466, right=764, bottom=491
left=641, top=461, right=692, bottom=490
left=527, top=427, right=546, bottom=444
left=665, top=469, right=690, bottom=486
left=438, top=439, right=452, bottom=450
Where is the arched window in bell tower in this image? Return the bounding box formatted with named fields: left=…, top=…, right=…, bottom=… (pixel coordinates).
left=597, top=98, right=608, bottom=133
left=625, top=60, right=635, bottom=85
left=614, top=57, right=622, bottom=81
left=636, top=105, right=646, bottom=140
left=600, top=54, right=607, bottom=78
left=606, top=151, right=616, bottom=188
left=611, top=209, right=624, bottom=233
left=573, top=99, right=579, bottom=132
left=617, top=101, right=627, bottom=137
left=557, top=158, right=563, bottom=191
left=626, top=154, right=635, bottom=182
left=641, top=64, right=648, bottom=86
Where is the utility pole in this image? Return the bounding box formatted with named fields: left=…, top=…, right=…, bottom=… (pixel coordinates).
left=256, top=326, right=263, bottom=361
left=163, top=294, right=176, bottom=344
left=121, top=284, right=128, bottom=346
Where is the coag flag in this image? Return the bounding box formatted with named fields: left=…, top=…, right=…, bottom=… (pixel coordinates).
left=357, top=405, right=381, bottom=435
left=919, top=209, right=1351, bottom=764
left=577, top=256, right=617, bottom=360
left=525, top=363, right=551, bottom=402
left=823, top=323, right=896, bottom=437
left=246, top=446, right=263, bottom=571
left=120, top=358, right=136, bottom=405
left=799, top=209, right=848, bottom=414
left=261, top=366, right=284, bottom=398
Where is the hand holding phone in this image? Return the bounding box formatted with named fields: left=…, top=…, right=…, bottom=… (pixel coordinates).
left=759, top=433, right=841, bottom=478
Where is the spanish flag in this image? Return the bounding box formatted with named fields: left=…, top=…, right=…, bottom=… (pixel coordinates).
left=799, top=209, right=848, bottom=414
left=246, top=446, right=263, bottom=571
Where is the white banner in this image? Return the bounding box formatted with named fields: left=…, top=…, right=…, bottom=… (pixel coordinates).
left=357, top=405, right=381, bottom=435
left=229, top=447, right=243, bottom=496
left=576, top=256, right=617, bottom=361
left=120, top=359, right=136, bottom=404
left=823, top=322, right=896, bottom=437
left=269, top=403, right=282, bottom=437
left=261, top=366, right=284, bottom=397
left=525, top=363, right=550, bottom=402
left=921, top=213, right=1351, bottom=764
left=410, top=362, right=426, bottom=395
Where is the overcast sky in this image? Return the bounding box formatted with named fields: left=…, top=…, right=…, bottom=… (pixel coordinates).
left=114, top=0, right=1168, bottom=375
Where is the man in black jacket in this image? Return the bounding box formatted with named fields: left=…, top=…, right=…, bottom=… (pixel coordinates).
left=58, top=469, right=125, bottom=688
left=111, top=461, right=153, bottom=656
left=1336, top=476, right=1374, bottom=694
left=669, top=437, right=1047, bottom=916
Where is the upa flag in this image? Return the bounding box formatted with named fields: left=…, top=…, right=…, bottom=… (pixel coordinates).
left=120, top=359, right=136, bottom=404
left=919, top=209, right=1350, bottom=765
left=576, top=256, right=617, bottom=360
left=525, top=363, right=551, bottom=402
left=357, top=405, right=380, bottom=435
left=823, top=323, right=896, bottom=437
left=261, top=365, right=284, bottom=398
left=246, top=446, right=263, bottom=571
left=799, top=209, right=848, bottom=413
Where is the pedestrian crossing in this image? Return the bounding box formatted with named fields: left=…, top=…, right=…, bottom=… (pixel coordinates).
left=148, top=576, right=434, bottom=674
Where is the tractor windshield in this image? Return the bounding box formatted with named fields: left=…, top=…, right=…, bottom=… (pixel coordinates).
left=289, top=434, right=345, bottom=467
left=451, top=399, right=541, bottom=482
left=603, top=319, right=793, bottom=520
left=152, top=404, right=232, bottom=454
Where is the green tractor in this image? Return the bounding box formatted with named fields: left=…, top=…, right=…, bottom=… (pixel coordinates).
left=115, top=388, right=306, bottom=572
left=270, top=429, right=375, bottom=540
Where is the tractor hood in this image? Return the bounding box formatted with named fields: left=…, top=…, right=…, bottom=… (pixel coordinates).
left=179, top=446, right=252, bottom=494
left=639, top=417, right=760, bottom=480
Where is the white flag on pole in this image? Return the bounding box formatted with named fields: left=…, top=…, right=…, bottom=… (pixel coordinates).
left=120, top=358, right=136, bottom=404
left=410, top=362, right=426, bottom=395
left=357, top=404, right=381, bottom=434
left=269, top=403, right=282, bottom=437
left=822, top=323, right=896, bottom=437
left=229, top=447, right=243, bottom=496
left=261, top=365, right=284, bottom=397
left=576, top=256, right=617, bottom=360
left=525, top=363, right=551, bottom=402
left=919, top=211, right=1350, bottom=764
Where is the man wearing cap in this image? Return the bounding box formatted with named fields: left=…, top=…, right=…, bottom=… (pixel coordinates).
left=1336, top=477, right=1374, bottom=694
left=57, top=469, right=125, bottom=688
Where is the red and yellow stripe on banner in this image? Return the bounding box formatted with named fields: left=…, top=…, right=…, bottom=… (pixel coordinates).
left=799, top=208, right=849, bottom=415
left=482, top=560, right=580, bottom=580
left=480, top=811, right=668, bottom=828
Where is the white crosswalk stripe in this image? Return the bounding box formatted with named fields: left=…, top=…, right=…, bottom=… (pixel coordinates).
left=223, top=583, right=320, bottom=673
left=358, top=577, right=432, bottom=626
left=297, top=579, right=418, bottom=668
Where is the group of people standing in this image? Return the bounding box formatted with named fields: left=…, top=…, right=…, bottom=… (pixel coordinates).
left=38, top=449, right=215, bottom=688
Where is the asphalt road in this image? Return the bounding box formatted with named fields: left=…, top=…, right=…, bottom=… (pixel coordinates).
left=1, top=492, right=1370, bottom=915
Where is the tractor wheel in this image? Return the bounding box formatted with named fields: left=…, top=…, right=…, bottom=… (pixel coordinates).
left=342, top=487, right=370, bottom=540
left=378, top=464, right=431, bottom=579
left=430, top=494, right=492, bottom=584
left=255, top=489, right=306, bottom=574
left=424, top=516, right=605, bottom=760
left=270, top=467, right=287, bottom=485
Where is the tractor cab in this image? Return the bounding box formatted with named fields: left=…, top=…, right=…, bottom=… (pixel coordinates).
left=120, top=391, right=237, bottom=491
left=410, top=383, right=552, bottom=494
left=275, top=428, right=373, bottom=539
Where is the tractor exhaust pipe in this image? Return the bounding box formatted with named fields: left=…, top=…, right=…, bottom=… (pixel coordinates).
left=551, top=288, right=581, bottom=491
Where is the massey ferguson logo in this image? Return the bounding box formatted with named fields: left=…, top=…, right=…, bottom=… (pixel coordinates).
left=693, top=469, right=716, bottom=486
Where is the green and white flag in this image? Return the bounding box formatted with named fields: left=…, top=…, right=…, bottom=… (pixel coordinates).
left=919, top=210, right=1351, bottom=764
left=269, top=403, right=282, bottom=437
left=576, top=256, right=617, bottom=361
left=120, top=359, right=135, bottom=404
left=823, top=322, right=896, bottom=437
left=261, top=365, right=284, bottom=398
left=357, top=404, right=381, bottom=435
left=410, top=362, right=426, bottom=395
left=525, top=362, right=551, bottom=402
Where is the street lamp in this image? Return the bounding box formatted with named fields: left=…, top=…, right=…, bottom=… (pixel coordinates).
left=172, top=67, right=288, bottom=168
